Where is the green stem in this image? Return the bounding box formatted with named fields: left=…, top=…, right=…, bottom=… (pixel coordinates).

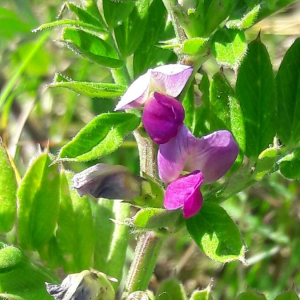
left=125, top=231, right=166, bottom=294
left=161, top=0, right=186, bottom=45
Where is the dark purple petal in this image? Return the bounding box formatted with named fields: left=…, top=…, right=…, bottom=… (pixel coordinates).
left=158, top=125, right=195, bottom=183
left=142, top=92, right=185, bottom=144
left=115, top=70, right=151, bottom=110
left=185, top=130, right=239, bottom=184
left=151, top=64, right=193, bottom=97
left=164, top=171, right=204, bottom=218
left=72, top=163, right=144, bottom=199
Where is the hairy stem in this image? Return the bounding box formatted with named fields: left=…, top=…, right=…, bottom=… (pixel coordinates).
left=125, top=231, right=166, bottom=294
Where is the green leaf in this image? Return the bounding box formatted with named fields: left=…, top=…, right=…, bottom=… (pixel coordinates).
left=157, top=279, right=186, bottom=300
left=189, top=286, right=213, bottom=300
left=56, top=171, right=95, bottom=272
left=254, top=147, right=278, bottom=180
left=0, top=142, right=17, bottom=233
left=276, top=38, right=300, bottom=146
left=193, top=73, right=210, bottom=136
left=102, top=0, right=135, bottom=29
left=0, top=245, right=22, bottom=273
left=209, top=71, right=245, bottom=164
left=279, top=148, right=300, bottom=179
left=0, top=250, right=58, bottom=300
left=274, top=291, right=299, bottom=300
left=33, top=19, right=105, bottom=34
left=17, top=152, right=60, bottom=250
left=133, top=208, right=182, bottom=229
left=236, top=37, right=276, bottom=158
left=49, top=73, right=126, bottom=98
left=133, top=0, right=167, bottom=77
left=227, top=5, right=260, bottom=29
left=181, top=37, right=210, bottom=56
left=201, top=0, right=236, bottom=37
left=105, top=202, right=129, bottom=290
left=212, top=28, right=247, bottom=69
left=114, top=0, right=150, bottom=57
left=67, top=3, right=106, bottom=30
left=93, top=200, right=130, bottom=290
left=186, top=202, right=245, bottom=263
left=62, top=28, right=123, bottom=68
left=236, top=291, right=267, bottom=300
left=209, top=71, right=231, bottom=131
left=38, top=236, right=62, bottom=270
left=58, top=112, right=140, bottom=162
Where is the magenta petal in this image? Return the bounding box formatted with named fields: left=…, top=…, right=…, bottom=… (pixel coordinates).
left=142, top=92, right=185, bottom=144
left=151, top=64, right=193, bottom=97
left=115, top=70, right=151, bottom=110
left=158, top=125, right=195, bottom=183
left=185, top=130, right=239, bottom=184
left=164, top=171, right=204, bottom=218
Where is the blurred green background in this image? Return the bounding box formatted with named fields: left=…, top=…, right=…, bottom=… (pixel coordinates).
left=1, top=1, right=300, bottom=299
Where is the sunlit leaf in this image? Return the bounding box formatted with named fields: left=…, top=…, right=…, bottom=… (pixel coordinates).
left=17, top=152, right=60, bottom=250
left=236, top=37, right=276, bottom=158
left=0, top=142, right=17, bottom=233
left=211, top=28, right=247, bottom=68
left=276, top=38, right=300, bottom=146
left=56, top=171, right=95, bottom=272
left=58, top=112, right=141, bottom=162
left=62, top=28, right=123, bottom=68
left=186, top=202, right=245, bottom=263
left=49, top=73, right=126, bottom=98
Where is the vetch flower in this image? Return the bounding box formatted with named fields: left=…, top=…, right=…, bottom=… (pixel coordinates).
left=115, top=64, right=193, bottom=111
left=159, top=125, right=239, bottom=218
left=142, top=92, right=185, bottom=144
left=72, top=163, right=145, bottom=200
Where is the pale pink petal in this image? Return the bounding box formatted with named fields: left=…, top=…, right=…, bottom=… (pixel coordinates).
left=164, top=171, right=204, bottom=218
left=115, top=70, right=151, bottom=110
left=185, top=130, right=239, bottom=184
left=151, top=64, right=193, bottom=97
left=158, top=125, right=195, bottom=183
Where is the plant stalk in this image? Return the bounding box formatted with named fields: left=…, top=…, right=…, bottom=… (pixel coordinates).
left=124, top=130, right=164, bottom=296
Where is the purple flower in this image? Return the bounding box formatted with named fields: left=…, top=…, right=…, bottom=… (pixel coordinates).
left=159, top=125, right=239, bottom=218
left=142, top=92, right=185, bottom=144
left=72, top=163, right=144, bottom=200
left=115, top=64, right=193, bottom=111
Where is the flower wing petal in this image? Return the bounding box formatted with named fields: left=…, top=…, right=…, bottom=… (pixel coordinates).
left=185, top=130, right=239, bottom=184
left=151, top=64, right=193, bottom=97
left=115, top=70, right=151, bottom=110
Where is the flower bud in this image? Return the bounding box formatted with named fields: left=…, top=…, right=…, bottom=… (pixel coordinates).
left=45, top=270, right=115, bottom=300
left=72, top=163, right=145, bottom=200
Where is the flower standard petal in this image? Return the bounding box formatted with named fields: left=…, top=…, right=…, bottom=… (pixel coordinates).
left=151, top=64, right=193, bottom=97
left=72, top=163, right=144, bottom=199
left=164, top=171, right=204, bottom=218
left=185, top=130, right=239, bottom=184
left=158, top=125, right=195, bottom=183
left=115, top=70, right=151, bottom=110
left=142, top=92, right=185, bottom=144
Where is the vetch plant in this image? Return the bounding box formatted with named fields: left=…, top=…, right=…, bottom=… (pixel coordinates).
left=1, top=1, right=300, bottom=300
